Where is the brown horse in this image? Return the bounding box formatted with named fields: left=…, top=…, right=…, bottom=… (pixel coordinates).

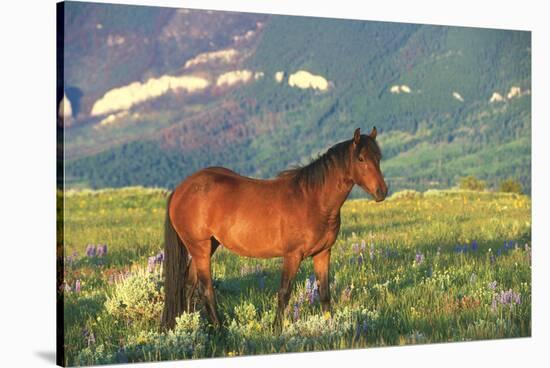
left=161, top=127, right=387, bottom=330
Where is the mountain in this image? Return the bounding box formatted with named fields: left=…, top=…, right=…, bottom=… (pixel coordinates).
left=59, top=2, right=531, bottom=194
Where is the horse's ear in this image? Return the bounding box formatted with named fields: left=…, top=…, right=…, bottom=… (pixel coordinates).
left=369, top=126, right=377, bottom=140
left=353, top=128, right=361, bottom=145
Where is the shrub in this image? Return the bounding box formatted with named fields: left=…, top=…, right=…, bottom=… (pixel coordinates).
left=105, top=268, right=164, bottom=325
left=499, top=179, right=522, bottom=194
left=458, top=176, right=486, bottom=191
left=75, top=312, right=207, bottom=365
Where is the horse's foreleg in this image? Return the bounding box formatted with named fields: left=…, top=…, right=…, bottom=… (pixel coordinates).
left=274, top=253, right=302, bottom=332
left=313, top=249, right=331, bottom=313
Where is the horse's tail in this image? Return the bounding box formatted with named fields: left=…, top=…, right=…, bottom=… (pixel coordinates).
left=161, top=191, right=189, bottom=330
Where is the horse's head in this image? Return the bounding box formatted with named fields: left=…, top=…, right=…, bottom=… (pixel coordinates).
left=349, top=127, right=388, bottom=202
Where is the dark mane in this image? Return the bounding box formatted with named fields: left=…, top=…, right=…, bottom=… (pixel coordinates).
left=277, top=135, right=381, bottom=190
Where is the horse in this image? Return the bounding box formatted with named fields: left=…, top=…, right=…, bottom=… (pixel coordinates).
left=161, top=127, right=388, bottom=331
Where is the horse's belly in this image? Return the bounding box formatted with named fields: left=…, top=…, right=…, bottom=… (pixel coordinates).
left=212, top=218, right=286, bottom=259
left=218, top=239, right=283, bottom=258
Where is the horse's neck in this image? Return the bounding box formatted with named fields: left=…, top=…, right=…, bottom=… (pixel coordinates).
left=316, top=169, right=354, bottom=216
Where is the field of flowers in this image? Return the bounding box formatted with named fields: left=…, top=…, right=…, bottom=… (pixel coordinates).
left=59, top=187, right=531, bottom=366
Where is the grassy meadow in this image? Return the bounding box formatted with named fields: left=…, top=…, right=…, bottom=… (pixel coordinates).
left=59, top=187, right=531, bottom=366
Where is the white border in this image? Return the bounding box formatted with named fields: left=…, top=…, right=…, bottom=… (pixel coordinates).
left=1, top=1, right=548, bottom=367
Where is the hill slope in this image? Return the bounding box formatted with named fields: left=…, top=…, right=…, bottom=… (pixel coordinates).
left=60, top=2, right=531, bottom=193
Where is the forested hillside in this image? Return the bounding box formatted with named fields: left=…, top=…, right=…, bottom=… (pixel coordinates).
left=60, top=2, right=531, bottom=193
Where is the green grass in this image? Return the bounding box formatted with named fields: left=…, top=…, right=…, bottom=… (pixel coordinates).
left=60, top=187, right=531, bottom=366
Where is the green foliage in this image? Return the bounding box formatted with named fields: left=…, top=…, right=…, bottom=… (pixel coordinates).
left=499, top=178, right=523, bottom=194
left=458, top=176, right=487, bottom=191
left=75, top=312, right=207, bottom=365
left=63, top=14, right=532, bottom=194
left=104, top=268, right=164, bottom=325
left=61, top=187, right=531, bottom=365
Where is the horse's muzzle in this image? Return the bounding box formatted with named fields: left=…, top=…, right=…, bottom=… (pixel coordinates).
left=374, top=187, right=387, bottom=202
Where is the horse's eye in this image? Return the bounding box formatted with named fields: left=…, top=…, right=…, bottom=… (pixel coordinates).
left=358, top=157, right=364, bottom=162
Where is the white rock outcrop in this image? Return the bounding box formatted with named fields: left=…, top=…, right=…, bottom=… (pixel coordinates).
left=507, top=86, right=521, bottom=99
left=489, top=92, right=504, bottom=103
left=288, top=70, right=329, bottom=91
left=184, top=49, right=238, bottom=69
left=58, top=93, right=73, bottom=120
left=274, top=71, right=284, bottom=83
left=91, top=74, right=209, bottom=116
left=452, top=92, right=464, bottom=102
left=216, top=70, right=254, bottom=87
left=390, top=85, right=412, bottom=94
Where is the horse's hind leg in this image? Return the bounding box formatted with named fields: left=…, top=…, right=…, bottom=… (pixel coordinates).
left=185, top=237, right=220, bottom=313
left=184, top=260, right=198, bottom=312
left=187, top=239, right=221, bottom=327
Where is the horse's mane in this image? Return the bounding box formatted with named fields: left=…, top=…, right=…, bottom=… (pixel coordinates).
left=277, top=135, right=381, bottom=190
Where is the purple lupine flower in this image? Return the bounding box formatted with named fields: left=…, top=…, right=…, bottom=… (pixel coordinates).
left=305, top=278, right=312, bottom=294
left=308, top=290, right=315, bottom=304
left=307, top=276, right=318, bottom=304
left=85, top=244, right=96, bottom=257
left=497, top=248, right=502, bottom=257
left=305, top=278, right=313, bottom=304
left=362, top=320, right=368, bottom=335
left=312, top=282, right=319, bottom=303
left=415, top=251, right=424, bottom=265
left=293, top=303, right=300, bottom=321
left=147, top=256, right=156, bottom=273
left=471, top=240, right=479, bottom=251
left=258, top=275, right=265, bottom=290
left=508, top=240, right=514, bottom=249
left=492, top=289, right=521, bottom=311
left=155, top=250, right=164, bottom=264
left=97, top=244, right=107, bottom=257
left=358, top=253, right=363, bottom=267
left=488, top=281, right=497, bottom=290
left=75, top=279, right=81, bottom=293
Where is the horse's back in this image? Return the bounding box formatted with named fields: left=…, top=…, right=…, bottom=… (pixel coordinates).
left=169, top=166, right=308, bottom=256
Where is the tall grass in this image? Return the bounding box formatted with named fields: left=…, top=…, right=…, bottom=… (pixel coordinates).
left=60, top=187, right=531, bottom=366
